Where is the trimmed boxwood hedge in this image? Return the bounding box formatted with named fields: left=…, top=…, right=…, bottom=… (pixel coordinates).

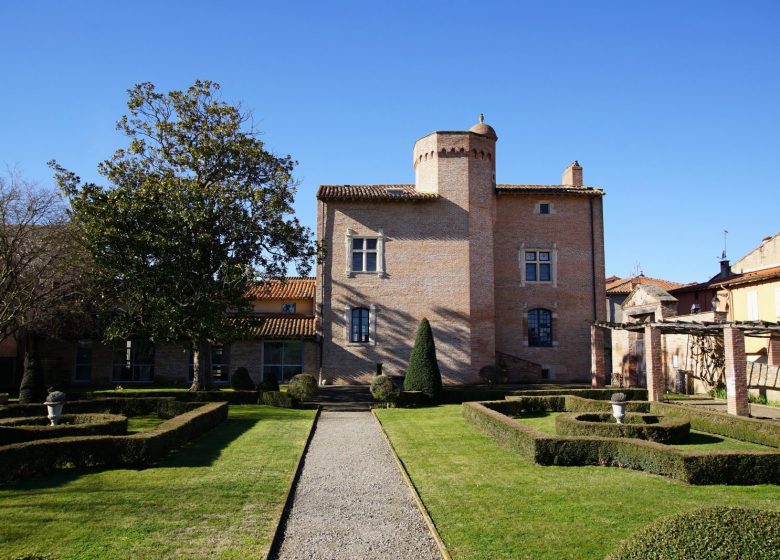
left=607, top=506, right=780, bottom=560
left=650, top=401, right=780, bottom=448
left=0, top=414, right=128, bottom=445
left=463, top=399, right=780, bottom=485
left=555, top=412, right=691, bottom=444
left=88, top=390, right=259, bottom=404
left=510, top=388, right=648, bottom=400
left=261, top=391, right=299, bottom=408
left=0, top=401, right=227, bottom=483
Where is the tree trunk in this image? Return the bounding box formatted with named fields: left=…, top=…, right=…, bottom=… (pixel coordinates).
left=189, top=340, right=214, bottom=391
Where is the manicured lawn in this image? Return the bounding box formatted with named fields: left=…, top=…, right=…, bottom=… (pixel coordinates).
left=126, top=414, right=167, bottom=433
left=0, top=405, right=315, bottom=560
left=375, top=405, right=780, bottom=560
left=514, top=411, right=774, bottom=452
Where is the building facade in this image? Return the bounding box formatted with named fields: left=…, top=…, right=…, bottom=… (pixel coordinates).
left=316, top=118, right=606, bottom=385
left=0, top=277, right=319, bottom=390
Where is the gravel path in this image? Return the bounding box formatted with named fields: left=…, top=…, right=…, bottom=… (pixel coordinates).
left=272, top=411, right=441, bottom=560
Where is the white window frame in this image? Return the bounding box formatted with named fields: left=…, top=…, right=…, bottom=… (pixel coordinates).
left=345, top=303, right=377, bottom=346
left=747, top=290, right=759, bottom=321
left=519, top=244, right=558, bottom=287
left=775, top=287, right=780, bottom=319
left=345, top=228, right=386, bottom=277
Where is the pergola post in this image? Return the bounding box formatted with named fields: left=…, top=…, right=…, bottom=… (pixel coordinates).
left=768, top=336, right=780, bottom=367
left=591, top=325, right=605, bottom=388
left=723, top=326, right=749, bottom=416
left=644, top=325, right=664, bottom=401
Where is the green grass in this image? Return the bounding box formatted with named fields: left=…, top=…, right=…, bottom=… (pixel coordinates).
left=514, top=411, right=774, bottom=452
left=375, top=405, right=780, bottom=560
left=126, top=414, right=167, bottom=433
left=0, top=405, right=315, bottom=560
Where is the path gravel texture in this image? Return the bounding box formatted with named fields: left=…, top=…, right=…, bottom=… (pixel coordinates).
left=273, top=411, right=441, bottom=560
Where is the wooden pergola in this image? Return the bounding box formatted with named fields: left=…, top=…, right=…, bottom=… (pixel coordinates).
left=590, top=319, right=780, bottom=417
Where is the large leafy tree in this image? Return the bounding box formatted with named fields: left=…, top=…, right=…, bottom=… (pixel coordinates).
left=51, top=81, right=318, bottom=390
left=0, top=171, right=88, bottom=399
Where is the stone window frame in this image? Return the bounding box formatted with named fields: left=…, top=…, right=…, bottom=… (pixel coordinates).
left=345, top=228, right=386, bottom=277
left=519, top=243, right=558, bottom=287
left=535, top=201, right=554, bottom=215
left=522, top=307, right=559, bottom=348
left=345, top=303, right=377, bottom=346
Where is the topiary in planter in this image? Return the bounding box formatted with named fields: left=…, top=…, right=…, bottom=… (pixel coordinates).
left=287, top=374, right=318, bottom=402
left=403, top=318, right=442, bottom=402
left=230, top=367, right=255, bottom=390
left=370, top=375, right=399, bottom=407
left=607, top=506, right=780, bottom=560
left=18, top=356, right=46, bottom=404
left=258, top=375, right=280, bottom=392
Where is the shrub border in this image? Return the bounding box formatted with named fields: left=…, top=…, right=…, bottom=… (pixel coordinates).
left=0, top=401, right=227, bottom=483
left=372, top=409, right=453, bottom=560
left=463, top=396, right=780, bottom=485
left=264, top=406, right=321, bottom=560
left=555, top=412, right=690, bottom=444
left=0, top=414, right=128, bottom=445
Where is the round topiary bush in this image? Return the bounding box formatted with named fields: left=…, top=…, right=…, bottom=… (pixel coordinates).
left=478, top=364, right=505, bottom=386
left=370, top=375, right=399, bottom=406
left=608, top=506, right=780, bottom=560
left=287, top=374, right=318, bottom=402
left=403, top=318, right=442, bottom=402
left=258, top=375, right=280, bottom=392
left=230, top=367, right=255, bottom=391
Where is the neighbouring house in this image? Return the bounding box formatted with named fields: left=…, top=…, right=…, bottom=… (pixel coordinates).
left=713, top=232, right=780, bottom=365
left=0, top=277, right=319, bottom=389
left=316, top=117, right=606, bottom=385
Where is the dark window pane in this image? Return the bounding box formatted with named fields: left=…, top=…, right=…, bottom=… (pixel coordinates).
left=351, top=308, right=371, bottom=343
left=540, top=263, right=551, bottom=281
left=539, top=203, right=550, bottom=214
left=264, top=343, right=284, bottom=365
left=526, top=263, right=537, bottom=281
left=539, top=252, right=550, bottom=261
left=365, top=238, right=377, bottom=250
left=528, top=309, right=553, bottom=347
left=284, top=341, right=303, bottom=364
left=365, top=252, right=377, bottom=271
left=525, top=251, right=536, bottom=261
left=352, top=252, right=363, bottom=271
left=352, top=238, right=364, bottom=250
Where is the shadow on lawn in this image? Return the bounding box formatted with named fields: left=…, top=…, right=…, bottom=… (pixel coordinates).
left=680, top=432, right=729, bottom=446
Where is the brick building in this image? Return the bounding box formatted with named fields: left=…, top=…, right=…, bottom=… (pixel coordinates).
left=0, top=277, right=318, bottom=390
left=316, top=117, right=606, bottom=385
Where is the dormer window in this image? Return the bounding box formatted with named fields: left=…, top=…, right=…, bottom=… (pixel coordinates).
left=282, top=303, right=296, bottom=314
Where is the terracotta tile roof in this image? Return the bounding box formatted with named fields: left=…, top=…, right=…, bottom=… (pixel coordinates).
left=712, top=265, right=780, bottom=288
left=317, top=185, right=439, bottom=201
left=242, top=314, right=316, bottom=339
left=496, top=184, right=604, bottom=196
left=246, top=277, right=315, bottom=300
left=606, top=275, right=686, bottom=295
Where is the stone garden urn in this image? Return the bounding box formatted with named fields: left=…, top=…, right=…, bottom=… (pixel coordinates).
left=44, top=391, right=67, bottom=426
left=610, top=392, right=627, bottom=424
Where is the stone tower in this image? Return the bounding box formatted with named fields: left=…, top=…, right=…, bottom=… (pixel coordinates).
left=411, top=115, right=498, bottom=379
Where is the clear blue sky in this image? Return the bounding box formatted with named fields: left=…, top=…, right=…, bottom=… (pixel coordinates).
left=1, top=1, right=778, bottom=283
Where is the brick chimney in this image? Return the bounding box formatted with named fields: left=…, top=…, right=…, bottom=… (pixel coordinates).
left=562, top=161, right=583, bottom=186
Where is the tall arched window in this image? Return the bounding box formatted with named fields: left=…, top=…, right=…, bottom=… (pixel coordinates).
left=528, top=309, right=553, bottom=347
left=351, top=307, right=370, bottom=343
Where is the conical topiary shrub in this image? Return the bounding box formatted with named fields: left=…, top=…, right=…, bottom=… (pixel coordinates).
left=403, top=318, right=442, bottom=402
left=19, top=354, right=46, bottom=403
